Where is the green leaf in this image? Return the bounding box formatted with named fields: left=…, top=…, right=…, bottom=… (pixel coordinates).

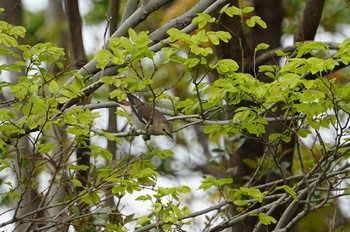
left=68, top=164, right=89, bottom=171
left=60, top=89, right=77, bottom=98
left=118, top=37, right=133, bottom=52
left=219, top=4, right=230, bottom=14
left=275, top=49, right=290, bottom=57
left=216, top=178, right=233, bottom=186
left=207, top=31, right=232, bottom=45
left=258, top=212, right=277, bottom=225
left=246, top=16, right=267, bottom=29
left=112, top=185, right=125, bottom=195
left=37, top=143, right=57, bottom=154
left=64, top=113, right=78, bottom=125
left=297, top=129, right=312, bottom=138
left=215, top=59, right=239, bottom=74
left=149, top=149, right=174, bottom=159
left=189, top=44, right=212, bottom=56
left=269, top=133, right=291, bottom=143
left=222, top=5, right=243, bottom=17
left=191, top=30, right=208, bottom=43
left=306, top=57, right=338, bottom=74
left=152, top=202, right=163, bottom=213
left=71, top=179, right=83, bottom=187
left=109, top=88, right=126, bottom=101
left=240, top=187, right=265, bottom=203
left=207, top=32, right=220, bottom=45
left=170, top=55, right=187, bottom=64
left=215, top=31, right=231, bottom=43
left=95, top=49, right=113, bottom=69
left=167, top=28, right=182, bottom=42
left=299, top=89, right=325, bottom=103
left=101, top=131, right=121, bottom=143
left=178, top=185, right=191, bottom=193
left=163, top=215, right=178, bottom=224
left=49, top=80, right=59, bottom=95
left=234, top=199, right=250, bottom=206
left=0, top=33, right=18, bottom=47
left=0, top=109, right=17, bottom=120
left=128, top=28, right=138, bottom=43
left=177, top=98, right=199, bottom=114
left=90, top=145, right=113, bottom=161
left=198, top=176, right=216, bottom=190
left=297, top=41, right=330, bottom=57
left=81, top=191, right=100, bottom=204
left=275, top=185, right=299, bottom=201
left=160, top=46, right=178, bottom=63
left=137, top=216, right=151, bottom=226
left=258, top=65, right=279, bottom=79
left=279, top=73, right=301, bottom=90
left=192, top=13, right=215, bottom=28
left=135, top=168, right=158, bottom=180
left=199, top=177, right=232, bottom=191
left=243, top=158, right=258, bottom=169
left=184, top=58, right=200, bottom=68
left=57, top=97, right=69, bottom=104
left=255, top=43, right=269, bottom=52
left=242, top=6, right=254, bottom=13
left=135, top=194, right=152, bottom=201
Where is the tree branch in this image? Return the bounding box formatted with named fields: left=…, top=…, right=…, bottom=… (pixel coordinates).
left=120, top=0, right=140, bottom=24
left=294, top=0, right=325, bottom=42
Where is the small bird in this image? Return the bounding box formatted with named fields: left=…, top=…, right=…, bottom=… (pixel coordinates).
left=117, top=93, right=173, bottom=139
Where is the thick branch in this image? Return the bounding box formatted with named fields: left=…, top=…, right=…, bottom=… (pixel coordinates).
left=120, top=0, right=140, bottom=23
left=65, top=0, right=87, bottom=68
left=294, top=0, right=325, bottom=42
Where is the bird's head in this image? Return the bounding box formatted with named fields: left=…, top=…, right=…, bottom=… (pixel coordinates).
left=153, top=118, right=173, bottom=139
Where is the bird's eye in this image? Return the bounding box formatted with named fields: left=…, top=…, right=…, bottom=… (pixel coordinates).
left=162, top=128, right=166, bottom=131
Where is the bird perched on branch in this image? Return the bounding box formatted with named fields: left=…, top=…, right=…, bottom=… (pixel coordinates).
left=115, top=93, right=173, bottom=140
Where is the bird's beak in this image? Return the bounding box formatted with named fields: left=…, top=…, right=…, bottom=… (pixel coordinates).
left=167, top=132, right=174, bottom=139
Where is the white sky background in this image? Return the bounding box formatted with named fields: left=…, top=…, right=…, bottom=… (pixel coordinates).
left=1, top=0, right=349, bottom=230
